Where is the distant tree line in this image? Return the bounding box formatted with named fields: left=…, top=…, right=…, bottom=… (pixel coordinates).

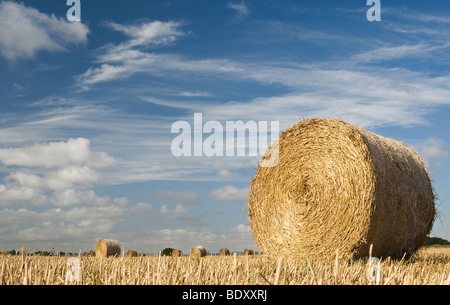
left=0, top=250, right=95, bottom=256
left=424, top=236, right=450, bottom=246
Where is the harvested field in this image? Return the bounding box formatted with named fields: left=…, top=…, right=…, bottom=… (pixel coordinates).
left=0, top=251, right=449, bottom=285
left=418, top=246, right=450, bottom=257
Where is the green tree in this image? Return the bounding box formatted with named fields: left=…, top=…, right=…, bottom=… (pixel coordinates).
left=161, top=248, right=174, bottom=256
left=424, top=236, right=450, bottom=246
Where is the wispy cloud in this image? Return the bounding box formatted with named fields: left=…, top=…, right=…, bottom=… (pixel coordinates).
left=178, top=91, right=213, bottom=97
left=228, top=2, right=250, bottom=20
left=106, top=20, right=185, bottom=48
left=0, top=1, right=89, bottom=61
left=350, top=44, right=448, bottom=63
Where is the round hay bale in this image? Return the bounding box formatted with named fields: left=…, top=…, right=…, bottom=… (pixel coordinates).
left=243, top=249, right=254, bottom=256
left=248, top=118, right=436, bottom=260
left=171, top=249, right=183, bottom=257
left=126, top=250, right=138, bottom=257
left=219, top=248, right=230, bottom=256
left=95, top=239, right=121, bottom=258
left=190, top=246, right=207, bottom=258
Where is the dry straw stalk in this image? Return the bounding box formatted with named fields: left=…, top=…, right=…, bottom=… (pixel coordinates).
left=248, top=118, right=436, bottom=261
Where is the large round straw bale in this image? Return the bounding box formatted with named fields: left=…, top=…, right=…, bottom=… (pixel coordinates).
left=219, top=248, right=230, bottom=256
left=171, top=249, right=183, bottom=256
left=248, top=118, right=436, bottom=260
left=190, top=246, right=207, bottom=258
left=95, top=239, right=121, bottom=258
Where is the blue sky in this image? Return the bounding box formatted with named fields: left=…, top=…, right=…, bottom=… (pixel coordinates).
left=0, top=0, right=450, bottom=254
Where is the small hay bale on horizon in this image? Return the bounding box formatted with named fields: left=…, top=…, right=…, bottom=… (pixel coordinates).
left=95, top=239, right=121, bottom=258
left=248, top=118, right=436, bottom=261
left=243, top=249, right=255, bottom=256
left=219, top=248, right=230, bottom=256
left=126, top=250, right=138, bottom=257
left=171, top=249, right=183, bottom=256
left=190, top=246, right=207, bottom=258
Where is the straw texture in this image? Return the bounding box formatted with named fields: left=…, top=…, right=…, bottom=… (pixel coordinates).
left=95, top=239, right=121, bottom=258
left=248, top=118, right=436, bottom=260
left=190, top=246, right=207, bottom=258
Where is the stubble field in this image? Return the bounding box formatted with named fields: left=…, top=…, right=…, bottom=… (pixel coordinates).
left=1, top=246, right=449, bottom=285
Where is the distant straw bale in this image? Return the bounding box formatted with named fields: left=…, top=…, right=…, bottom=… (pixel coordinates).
left=219, top=248, right=230, bottom=256
left=248, top=118, right=436, bottom=260
left=171, top=249, right=183, bottom=257
left=243, top=249, right=254, bottom=256
left=126, top=250, right=138, bottom=257
left=190, top=246, right=207, bottom=258
left=95, top=239, right=121, bottom=258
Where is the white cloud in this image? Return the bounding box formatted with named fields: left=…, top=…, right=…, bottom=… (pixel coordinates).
left=0, top=206, right=126, bottom=244
left=74, top=19, right=450, bottom=130
left=159, top=203, right=188, bottom=215
left=228, top=2, right=250, bottom=19
left=230, top=224, right=250, bottom=233
left=351, top=44, right=441, bottom=63
left=209, top=185, right=249, bottom=202
left=0, top=138, right=121, bottom=207
left=218, top=169, right=234, bottom=177
left=107, top=20, right=185, bottom=48
left=0, top=137, right=115, bottom=168
left=76, top=64, right=130, bottom=87
left=178, top=91, right=212, bottom=97
left=0, top=1, right=89, bottom=61
left=414, top=137, right=448, bottom=161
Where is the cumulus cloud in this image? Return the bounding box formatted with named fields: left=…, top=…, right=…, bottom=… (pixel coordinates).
left=0, top=138, right=118, bottom=207
left=0, top=137, right=155, bottom=250
left=0, top=1, right=89, bottom=61
left=209, top=185, right=249, bottom=202
left=0, top=137, right=115, bottom=168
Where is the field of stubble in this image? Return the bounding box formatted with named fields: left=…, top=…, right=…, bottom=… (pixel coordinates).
left=1, top=247, right=449, bottom=285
